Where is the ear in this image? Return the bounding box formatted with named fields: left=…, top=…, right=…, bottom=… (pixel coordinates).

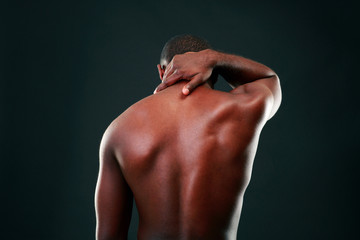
left=157, top=64, right=165, bottom=81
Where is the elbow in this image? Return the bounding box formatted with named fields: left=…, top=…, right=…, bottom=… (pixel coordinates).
left=268, top=74, right=282, bottom=119
left=274, top=74, right=282, bottom=106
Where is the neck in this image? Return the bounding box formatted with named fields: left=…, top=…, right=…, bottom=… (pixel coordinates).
left=161, top=80, right=213, bottom=92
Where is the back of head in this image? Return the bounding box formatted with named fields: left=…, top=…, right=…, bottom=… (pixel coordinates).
left=160, top=34, right=211, bottom=67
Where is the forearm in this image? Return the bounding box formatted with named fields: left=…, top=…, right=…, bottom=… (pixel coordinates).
left=207, top=49, right=277, bottom=88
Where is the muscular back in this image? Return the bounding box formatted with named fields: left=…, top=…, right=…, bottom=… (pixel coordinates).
left=107, top=82, right=267, bottom=239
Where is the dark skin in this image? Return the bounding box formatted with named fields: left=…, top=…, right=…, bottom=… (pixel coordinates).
left=95, top=49, right=282, bottom=240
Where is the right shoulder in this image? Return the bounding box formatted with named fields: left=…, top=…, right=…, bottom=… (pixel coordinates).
left=210, top=88, right=271, bottom=129
left=225, top=76, right=281, bottom=123
left=233, top=76, right=282, bottom=120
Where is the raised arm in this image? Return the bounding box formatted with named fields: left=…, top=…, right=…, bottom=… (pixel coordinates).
left=213, top=50, right=282, bottom=119
left=95, top=128, right=133, bottom=240
left=154, top=49, right=281, bottom=119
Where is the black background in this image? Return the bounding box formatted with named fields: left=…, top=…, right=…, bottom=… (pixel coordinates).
left=2, top=0, right=359, bottom=239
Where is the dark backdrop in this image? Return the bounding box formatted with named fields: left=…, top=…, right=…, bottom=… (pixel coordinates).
left=2, top=0, right=359, bottom=239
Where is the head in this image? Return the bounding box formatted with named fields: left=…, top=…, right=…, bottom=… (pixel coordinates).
left=157, top=34, right=217, bottom=87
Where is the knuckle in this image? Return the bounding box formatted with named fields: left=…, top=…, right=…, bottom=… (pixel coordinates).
left=176, top=69, right=183, bottom=75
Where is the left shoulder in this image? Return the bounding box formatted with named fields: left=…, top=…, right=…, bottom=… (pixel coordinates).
left=99, top=96, right=157, bottom=162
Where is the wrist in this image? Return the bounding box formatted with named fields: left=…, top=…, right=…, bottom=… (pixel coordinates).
left=203, top=49, right=222, bottom=68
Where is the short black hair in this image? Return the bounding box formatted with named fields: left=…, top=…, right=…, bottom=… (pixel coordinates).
left=160, top=34, right=211, bottom=66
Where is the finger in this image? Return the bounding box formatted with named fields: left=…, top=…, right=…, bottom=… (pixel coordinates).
left=182, top=74, right=205, bottom=95
left=163, top=61, right=174, bottom=80
left=155, top=72, right=183, bottom=93
left=163, top=69, right=183, bottom=85
left=154, top=82, right=166, bottom=93
left=153, top=81, right=166, bottom=93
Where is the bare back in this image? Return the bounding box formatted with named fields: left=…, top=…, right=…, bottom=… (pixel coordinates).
left=109, top=82, right=266, bottom=240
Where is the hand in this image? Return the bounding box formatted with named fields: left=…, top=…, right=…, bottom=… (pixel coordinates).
left=154, top=49, right=216, bottom=95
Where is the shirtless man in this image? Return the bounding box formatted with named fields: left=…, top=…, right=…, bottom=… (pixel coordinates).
left=95, top=35, right=282, bottom=240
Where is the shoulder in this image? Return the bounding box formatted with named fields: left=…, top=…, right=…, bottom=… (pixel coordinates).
left=99, top=111, right=135, bottom=168
left=231, top=76, right=282, bottom=120
left=110, top=94, right=157, bottom=132
left=224, top=79, right=280, bottom=123
left=100, top=101, right=143, bottom=150
left=100, top=96, right=159, bottom=161
left=207, top=89, right=271, bottom=129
